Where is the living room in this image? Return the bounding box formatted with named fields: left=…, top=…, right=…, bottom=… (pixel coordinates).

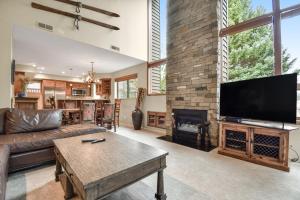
left=1, top=0, right=300, bottom=200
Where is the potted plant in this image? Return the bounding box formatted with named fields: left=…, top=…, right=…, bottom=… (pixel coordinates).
left=18, top=77, right=30, bottom=97
left=132, top=88, right=146, bottom=130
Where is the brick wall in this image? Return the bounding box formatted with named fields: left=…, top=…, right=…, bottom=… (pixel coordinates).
left=166, top=0, right=226, bottom=146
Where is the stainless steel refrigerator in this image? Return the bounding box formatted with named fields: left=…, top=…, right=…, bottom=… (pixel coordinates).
left=43, top=87, right=66, bottom=109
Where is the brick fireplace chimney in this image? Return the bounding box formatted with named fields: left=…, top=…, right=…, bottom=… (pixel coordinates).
left=166, top=0, right=227, bottom=146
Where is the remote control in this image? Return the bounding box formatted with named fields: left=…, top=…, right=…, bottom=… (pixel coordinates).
left=81, top=139, right=96, bottom=143
left=91, top=138, right=106, bottom=144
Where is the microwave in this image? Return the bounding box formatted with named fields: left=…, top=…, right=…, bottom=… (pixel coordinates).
left=72, top=88, right=87, bottom=96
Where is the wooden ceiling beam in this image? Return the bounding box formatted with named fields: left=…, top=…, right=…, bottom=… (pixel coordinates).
left=31, top=2, right=120, bottom=30
left=54, top=0, right=120, bottom=17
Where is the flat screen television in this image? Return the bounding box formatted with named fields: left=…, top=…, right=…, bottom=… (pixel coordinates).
left=220, top=73, right=297, bottom=123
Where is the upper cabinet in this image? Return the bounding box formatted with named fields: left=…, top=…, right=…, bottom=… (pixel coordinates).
left=42, top=80, right=66, bottom=90
left=66, top=82, right=91, bottom=97
left=14, top=72, right=26, bottom=96
left=42, top=80, right=56, bottom=88
left=101, top=79, right=112, bottom=96
left=55, top=81, right=66, bottom=90
left=41, top=78, right=111, bottom=98
left=96, top=78, right=111, bottom=97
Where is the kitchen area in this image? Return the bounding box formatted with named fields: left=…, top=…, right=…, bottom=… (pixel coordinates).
left=14, top=71, right=112, bottom=125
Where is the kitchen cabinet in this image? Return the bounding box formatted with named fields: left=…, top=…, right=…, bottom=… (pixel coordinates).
left=66, top=82, right=72, bottom=96
left=66, top=82, right=91, bottom=96
left=55, top=81, right=66, bottom=90
left=96, top=79, right=111, bottom=97
left=15, top=97, right=39, bottom=110
left=42, top=80, right=56, bottom=88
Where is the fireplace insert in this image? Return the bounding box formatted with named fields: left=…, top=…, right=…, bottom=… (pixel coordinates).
left=171, top=109, right=213, bottom=151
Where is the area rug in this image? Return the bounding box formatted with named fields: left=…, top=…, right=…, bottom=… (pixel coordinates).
left=6, top=165, right=211, bottom=200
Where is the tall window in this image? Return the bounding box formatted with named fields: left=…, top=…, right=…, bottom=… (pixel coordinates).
left=149, top=0, right=167, bottom=60
left=221, top=0, right=300, bottom=119
left=148, top=0, right=167, bottom=95
left=114, top=74, right=137, bottom=99
left=148, top=59, right=167, bottom=95
left=221, top=0, right=300, bottom=81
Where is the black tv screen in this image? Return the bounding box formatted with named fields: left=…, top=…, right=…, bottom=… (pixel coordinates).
left=220, top=73, right=297, bottom=123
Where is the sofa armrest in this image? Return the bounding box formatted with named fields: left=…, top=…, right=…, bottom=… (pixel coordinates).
left=0, top=144, right=10, bottom=200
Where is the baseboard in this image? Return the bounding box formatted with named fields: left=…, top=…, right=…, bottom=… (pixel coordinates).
left=119, top=122, right=166, bottom=134
left=143, top=126, right=166, bottom=134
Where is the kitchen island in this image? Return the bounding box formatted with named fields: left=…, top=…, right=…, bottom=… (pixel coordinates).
left=57, top=97, right=110, bottom=125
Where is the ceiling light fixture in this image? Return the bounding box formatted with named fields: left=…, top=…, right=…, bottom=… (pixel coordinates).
left=32, top=64, right=36, bottom=67
left=62, top=71, right=65, bottom=74
left=86, top=62, right=97, bottom=83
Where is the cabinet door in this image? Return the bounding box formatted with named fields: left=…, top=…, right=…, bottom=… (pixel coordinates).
left=55, top=81, right=66, bottom=90
left=96, top=84, right=102, bottom=95
left=250, top=128, right=284, bottom=163
left=147, top=112, right=157, bottom=127
left=156, top=112, right=166, bottom=129
left=66, top=83, right=72, bottom=96
left=222, top=125, right=250, bottom=156
left=43, top=80, right=55, bottom=88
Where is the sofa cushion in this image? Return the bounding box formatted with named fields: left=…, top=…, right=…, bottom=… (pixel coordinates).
left=0, top=108, right=10, bottom=135
left=0, top=144, right=10, bottom=200
left=5, top=109, right=62, bottom=134
left=0, top=124, right=104, bottom=154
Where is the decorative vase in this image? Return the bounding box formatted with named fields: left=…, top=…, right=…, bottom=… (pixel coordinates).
left=18, top=91, right=27, bottom=97
left=132, top=109, right=143, bottom=130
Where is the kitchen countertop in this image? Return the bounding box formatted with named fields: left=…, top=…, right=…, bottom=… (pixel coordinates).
left=58, top=96, right=109, bottom=101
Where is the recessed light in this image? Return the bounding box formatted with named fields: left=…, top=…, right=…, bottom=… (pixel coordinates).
left=82, top=72, right=86, bottom=75
left=62, top=71, right=65, bottom=74
left=32, top=64, right=36, bottom=67
left=37, top=66, right=45, bottom=70
left=39, top=71, right=43, bottom=73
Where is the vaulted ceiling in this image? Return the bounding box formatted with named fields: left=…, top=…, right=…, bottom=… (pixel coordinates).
left=13, top=26, right=145, bottom=78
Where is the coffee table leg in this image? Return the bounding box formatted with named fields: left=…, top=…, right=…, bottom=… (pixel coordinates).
left=55, top=160, right=62, bottom=182
left=155, top=170, right=167, bottom=200
left=64, top=176, right=74, bottom=200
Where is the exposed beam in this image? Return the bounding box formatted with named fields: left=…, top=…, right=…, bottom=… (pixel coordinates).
left=31, top=2, right=120, bottom=30
left=54, top=0, right=120, bottom=17
left=219, top=3, right=300, bottom=37
left=272, top=0, right=282, bottom=75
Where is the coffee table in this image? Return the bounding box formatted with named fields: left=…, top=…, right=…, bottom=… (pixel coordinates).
left=54, top=132, right=168, bottom=200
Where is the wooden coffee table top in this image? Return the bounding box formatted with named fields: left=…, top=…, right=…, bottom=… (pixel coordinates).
left=54, top=132, right=168, bottom=189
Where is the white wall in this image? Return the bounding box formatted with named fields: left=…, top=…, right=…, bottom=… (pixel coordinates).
left=0, top=0, right=148, bottom=107
left=110, top=63, right=166, bottom=128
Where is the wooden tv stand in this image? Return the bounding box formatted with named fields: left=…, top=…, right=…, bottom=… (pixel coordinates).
left=218, top=121, right=292, bottom=172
